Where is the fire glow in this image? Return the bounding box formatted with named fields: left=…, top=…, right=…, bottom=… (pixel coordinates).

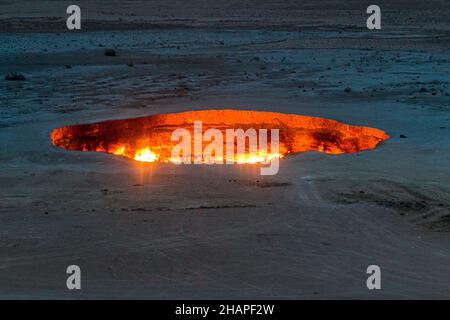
left=50, top=109, right=389, bottom=165
left=133, top=147, right=158, bottom=163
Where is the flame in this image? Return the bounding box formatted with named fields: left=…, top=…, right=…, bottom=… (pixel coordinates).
left=50, top=110, right=390, bottom=164
left=134, top=147, right=158, bottom=162
left=202, top=155, right=225, bottom=164
left=235, top=152, right=283, bottom=164
left=166, top=153, right=283, bottom=165
left=113, top=146, right=126, bottom=155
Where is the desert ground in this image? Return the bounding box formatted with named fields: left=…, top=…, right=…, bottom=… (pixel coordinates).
left=0, top=1, right=449, bottom=298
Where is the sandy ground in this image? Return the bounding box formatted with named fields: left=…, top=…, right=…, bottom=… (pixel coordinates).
left=0, top=1, right=449, bottom=299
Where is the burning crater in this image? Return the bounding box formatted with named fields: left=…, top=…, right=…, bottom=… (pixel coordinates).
left=50, top=109, right=389, bottom=164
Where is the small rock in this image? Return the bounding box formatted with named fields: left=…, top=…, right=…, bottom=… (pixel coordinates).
left=104, top=49, right=116, bottom=57
left=5, top=72, right=26, bottom=81
left=344, top=87, right=352, bottom=93
left=400, top=134, right=407, bottom=138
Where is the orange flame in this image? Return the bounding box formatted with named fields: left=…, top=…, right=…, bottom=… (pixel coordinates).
left=50, top=109, right=390, bottom=164
left=134, top=147, right=158, bottom=162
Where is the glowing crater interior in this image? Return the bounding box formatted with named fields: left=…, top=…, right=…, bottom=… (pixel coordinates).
left=50, top=109, right=390, bottom=163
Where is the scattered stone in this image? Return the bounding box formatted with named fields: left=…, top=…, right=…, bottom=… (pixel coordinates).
left=419, top=87, right=427, bottom=92
left=344, top=87, right=352, bottom=93
left=400, top=134, right=407, bottom=138
left=5, top=72, right=26, bottom=81
left=127, top=62, right=134, bottom=67
left=65, top=65, right=72, bottom=69
left=104, top=49, right=116, bottom=57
